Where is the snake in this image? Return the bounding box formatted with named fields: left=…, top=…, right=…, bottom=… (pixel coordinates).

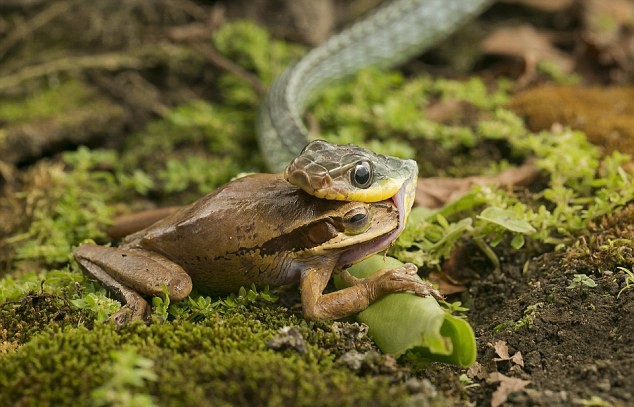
left=257, top=0, right=493, bottom=201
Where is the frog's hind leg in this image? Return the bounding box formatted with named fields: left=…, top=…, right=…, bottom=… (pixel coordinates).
left=73, top=244, right=193, bottom=324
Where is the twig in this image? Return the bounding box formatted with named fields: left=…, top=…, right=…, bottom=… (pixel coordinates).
left=0, top=0, right=75, bottom=60
left=190, top=41, right=266, bottom=96
left=0, top=53, right=145, bottom=92
left=167, top=5, right=265, bottom=95
left=89, top=71, right=170, bottom=118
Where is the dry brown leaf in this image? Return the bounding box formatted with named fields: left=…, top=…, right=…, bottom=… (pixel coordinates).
left=415, top=161, right=540, bottom=208
left=480, top=24, right=574, bottom=78
left=508, top=85, right=634, bottom=155
left=424, top=99, right=465, bottom=123
left=512, top=351, right=525, bottom=367
left=583, top=0, right=634, bottom=47
left=492, top=340, right=525, bottom=367
left=428, top=271, right=468, bottom=295
left=494, top=340, right=511, bottom=360
left=488, top=372, right=531, bottom=407
left=467, top=361, right=489, bottom=380
left=501, top=0, right=574, bottom=12
left=581, top=0, right=634, bottom=82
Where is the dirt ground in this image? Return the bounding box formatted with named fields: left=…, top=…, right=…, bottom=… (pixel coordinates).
left=463, top=205, right=634, bottom=405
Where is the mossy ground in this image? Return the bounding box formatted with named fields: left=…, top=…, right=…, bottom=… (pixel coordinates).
left=1, top=3, right=633, bottom=406
left=1, top=304, right=424, bottom=407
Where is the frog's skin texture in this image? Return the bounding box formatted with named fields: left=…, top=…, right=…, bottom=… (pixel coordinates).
left=74, top=174, right=436, bottom=323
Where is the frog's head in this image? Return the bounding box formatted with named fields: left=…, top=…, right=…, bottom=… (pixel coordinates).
left=285, top=180, right=414, bottom=267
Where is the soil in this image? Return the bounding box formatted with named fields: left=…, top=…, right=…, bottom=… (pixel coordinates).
left=462, top=216, right=634, bottom=406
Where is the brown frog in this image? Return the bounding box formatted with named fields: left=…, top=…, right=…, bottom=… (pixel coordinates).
left=74, top=173, right=438, bottom=323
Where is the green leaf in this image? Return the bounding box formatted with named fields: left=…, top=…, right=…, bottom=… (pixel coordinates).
left=510, top=233, right=525, bottom=250
left=335, top=256, right=476, bottom=367
left=478, top=207, right=536, bottom=234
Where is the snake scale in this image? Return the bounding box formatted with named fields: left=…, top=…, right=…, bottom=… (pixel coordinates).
left=257, top=0, right=493, bottom=173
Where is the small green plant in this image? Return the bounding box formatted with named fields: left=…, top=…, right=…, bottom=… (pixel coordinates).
left=476, top=206, right=536, bottom=249
left=514, top=302, right=544, bottom=331
left=90, top=349, right=157, bottom=407
left=616, top=267, right=634, bottom=298
left=459, top=373, right=480, bottom=389
left=536, top=60, right=581, bottom=85
left=71, top=290, right=121, bottom=322
left=567, top=274, right=598, bottom=289
left=174, top=295, right=217, bottom=322
left=151, top=284, right=171, bottom=322
left=221, top=284, right=278, bottom=308
left=153, top=284, right=278, bottom=322
left=391, top=208, right=474, bottom=268
left=440, top=300, right=469, bottom=316
left=577, top=395, right=614, bottom=407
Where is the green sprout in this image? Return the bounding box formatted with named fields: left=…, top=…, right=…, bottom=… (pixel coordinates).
left=71, top=290, right=121, bottom=322
left=616, top=267, right=634, bottom=298
left=440, top=300, right=470, bottom=316
left=151, top=284, right=171, bottom=322
left=459, top=374, right=480, bottom=389
left=567, top=274, right=598, bottom=289
left=577, top=395, right=614, bottom=407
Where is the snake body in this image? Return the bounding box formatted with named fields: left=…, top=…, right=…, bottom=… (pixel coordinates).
left=257, top=0, right=493, bottom=173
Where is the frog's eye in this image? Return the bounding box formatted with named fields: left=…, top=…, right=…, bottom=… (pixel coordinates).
left=343, top=206, right=372, bottom=235
left=350, top=160, right=373, bottom=189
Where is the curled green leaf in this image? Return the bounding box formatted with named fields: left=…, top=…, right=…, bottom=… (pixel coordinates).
left=335, top=256, right=476, bottom=367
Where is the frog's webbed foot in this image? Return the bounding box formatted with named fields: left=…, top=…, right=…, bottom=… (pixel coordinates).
left=301, top=262, right=442, bottom=321
left=363, top=263, right=444, bottom=301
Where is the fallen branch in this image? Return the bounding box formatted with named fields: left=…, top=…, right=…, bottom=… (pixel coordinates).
left=189, top=41, right=266, bottom=96
left=0, top=0, right=75, bottom=60
left=0, top=53, right=145, bottom=92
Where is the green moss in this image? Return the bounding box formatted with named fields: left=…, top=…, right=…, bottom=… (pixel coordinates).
left=91, top=349, right=158, bottom=407
left=560, top=204, right=634, bottom=274
left=0, top=81, right=95, bottom=124
left=0, top=310, right=426, bottom=406
left=6, top=153, right=117, bottom=265
left=213, top=21, right=304, bottom=86
left=0, top=292, right=92, bottom=345
left=119, top=99, right=261, bottom=201
left=312, top=69, right=510, bottom=146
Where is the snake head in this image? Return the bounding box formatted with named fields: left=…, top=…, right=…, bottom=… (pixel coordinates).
left=285, top=140, right=418, bottom=227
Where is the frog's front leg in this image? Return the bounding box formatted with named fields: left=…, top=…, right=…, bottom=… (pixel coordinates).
left=299, top=259, right=441, bottom=321
left=73, top=244, right=193, bottom=323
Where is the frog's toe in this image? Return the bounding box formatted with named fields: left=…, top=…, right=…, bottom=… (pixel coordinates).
left=399, top=263, right=418, bottom=275
left=413, top=281, right=444, bottom=301
left=108, top=300, right=152, bottom=328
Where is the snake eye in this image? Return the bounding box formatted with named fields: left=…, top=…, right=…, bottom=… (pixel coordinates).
left=350, top=160, right=373, bottom=189
left=343, top=206, right=372, bottom=235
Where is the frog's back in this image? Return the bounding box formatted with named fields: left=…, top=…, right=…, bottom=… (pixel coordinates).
left=124, top=173, right=341, bottom=293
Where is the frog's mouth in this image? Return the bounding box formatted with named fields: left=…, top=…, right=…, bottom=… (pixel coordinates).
left=337, top=174, right=415, bottom=267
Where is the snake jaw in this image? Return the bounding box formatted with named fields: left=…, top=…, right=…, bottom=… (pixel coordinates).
left=391, top=168, right=417, bottom=235
left=337, top=170, right=417, bottom=268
